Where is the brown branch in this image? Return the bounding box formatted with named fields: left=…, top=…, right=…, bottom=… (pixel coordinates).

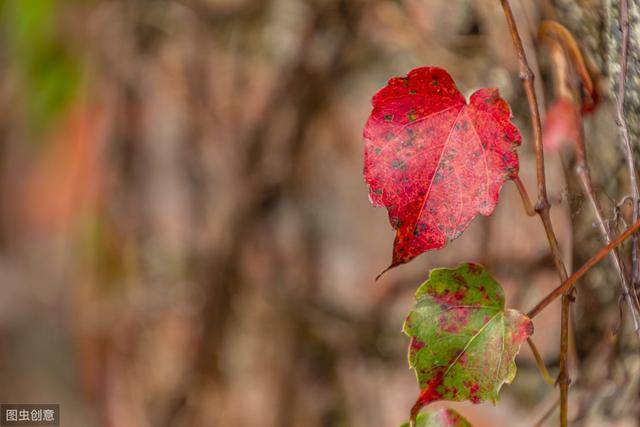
left=513, top=0, right=547, bottom=117
left=574, top=122, right=640, bottom=335
left=499, top=0, right=547, bottom=205
left=541, top=21, right=640, bottom=337
left=557, top=290, right=571, bottom=427
left=615, top=0, right=640, bottom=299
left=528, top=217, right=640, bottom=319
left=498, top=1, right=572, bottom=425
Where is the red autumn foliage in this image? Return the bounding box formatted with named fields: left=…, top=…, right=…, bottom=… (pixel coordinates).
left=363, top=67, right=521, bottom=275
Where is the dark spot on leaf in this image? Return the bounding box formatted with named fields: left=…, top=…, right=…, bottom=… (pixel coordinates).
left=392, top=159, right=406, bottom=170
left=468, top=263, right=482, bottom=274
left=452, top=273, right=467, bottom=286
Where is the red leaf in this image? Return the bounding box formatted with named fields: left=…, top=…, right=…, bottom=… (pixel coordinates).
left=363, top=67, right=521, bottom=274
left=542, top=97, right=581, bottom=152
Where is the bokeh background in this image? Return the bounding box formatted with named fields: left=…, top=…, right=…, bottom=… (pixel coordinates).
left=0, top=1, right=638, bottom=426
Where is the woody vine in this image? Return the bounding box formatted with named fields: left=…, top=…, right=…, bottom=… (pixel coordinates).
left=362, top=1, right=640, bottom=426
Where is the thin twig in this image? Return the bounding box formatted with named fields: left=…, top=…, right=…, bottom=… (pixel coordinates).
left=575, top=126, right=640, bottom=335
left=499, top=0, right=547, bottom=204
left=615, top=0, right=640, bottom=296
left=515, top=0, right=547, bottom=117
left=498, top=1, right=572, bottom=425
left=514, top=176, right=536, bottom=217
left=605, top=195, right=633, bottom=230
left=528, top=217, right=640, bottom=318
left=541, top=21, right=640, bottom=337
left=527, top=338, right=555, bottom=385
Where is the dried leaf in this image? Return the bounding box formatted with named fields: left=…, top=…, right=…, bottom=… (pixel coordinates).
left=542, top=97, right=581, bottom=152
left=363, top=67, right=521, bottom=275
left=403, top=263, right=533, bottom=419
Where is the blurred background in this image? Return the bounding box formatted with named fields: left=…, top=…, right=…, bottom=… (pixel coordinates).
left=0, top=0, right=638, bottom=426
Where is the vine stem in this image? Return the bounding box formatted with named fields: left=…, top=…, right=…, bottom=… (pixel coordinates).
left=528, top=217, right=640, bottom=318
left=541, top=20, right=640, bottom=337
left=615, top=0, right=640, bottom=297
left=575, top=120, right=640, bottom=336
left=497, top=1, right=571, bottom=425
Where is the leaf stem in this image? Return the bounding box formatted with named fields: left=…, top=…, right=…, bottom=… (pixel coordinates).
left=528, top=217, right=640, bottom=319
left=498, top=1, right=572, bottom=424
left=514, top=176, right=536, bottom=217
left=527, top=338, right=555, bottom=385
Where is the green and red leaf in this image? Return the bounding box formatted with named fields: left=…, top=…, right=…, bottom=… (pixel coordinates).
left=400, top=408, right=472, bottom=427
left=403, top=263, right=532, bottom=419
left=363, top=67, right=521, bottom=275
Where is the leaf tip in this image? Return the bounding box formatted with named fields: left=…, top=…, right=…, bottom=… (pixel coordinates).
left=375, top=263, right=397, bottom=281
